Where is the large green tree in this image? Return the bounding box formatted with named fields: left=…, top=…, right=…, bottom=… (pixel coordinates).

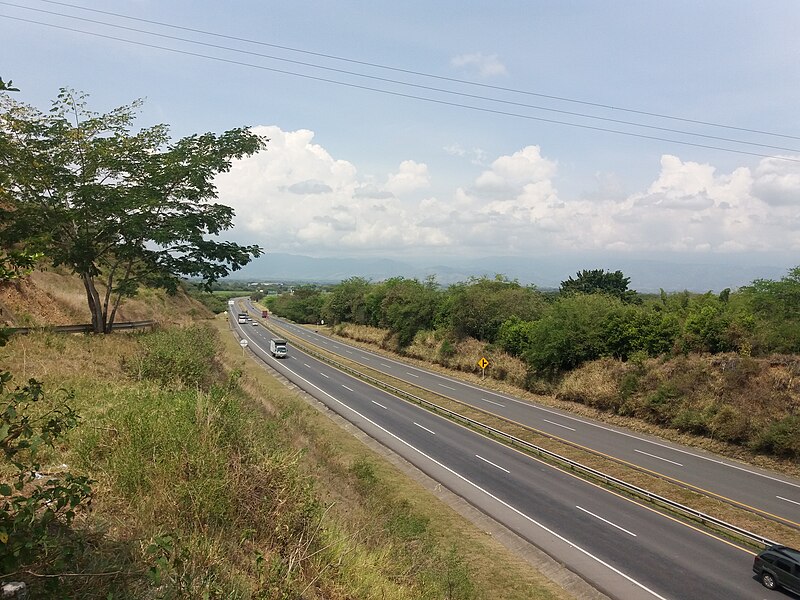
left=0, top=89, right=265, bottom=332
left=438, top=275, right=546, bottom=342
left=559, top=268, right=640, bottom=304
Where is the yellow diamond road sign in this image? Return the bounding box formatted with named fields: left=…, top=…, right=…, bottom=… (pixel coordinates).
left=478, top=357, right=489, bottom=369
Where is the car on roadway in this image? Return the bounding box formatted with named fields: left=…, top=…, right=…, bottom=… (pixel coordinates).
left=251, top=320, right=259, bottom=326
left=753, top=544, right=800, bottom=593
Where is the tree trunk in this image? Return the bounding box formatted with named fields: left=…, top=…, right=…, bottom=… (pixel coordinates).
left=81, top=273, right=105, bottom=333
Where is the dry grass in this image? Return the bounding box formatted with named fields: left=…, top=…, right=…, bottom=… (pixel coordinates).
left=0, top=304, right=576, bottom=598
left=0, top=267, right=212, bottom=328
left=334, top=323, right=529, bottom=386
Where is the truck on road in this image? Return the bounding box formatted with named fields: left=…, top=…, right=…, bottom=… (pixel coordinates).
left=269, top=338, right=288, bottom=358
left=237, top=313, right=248, bottom=324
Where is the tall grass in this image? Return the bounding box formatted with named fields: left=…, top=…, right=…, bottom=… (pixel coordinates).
left=0, top=324, right=565, bottom=599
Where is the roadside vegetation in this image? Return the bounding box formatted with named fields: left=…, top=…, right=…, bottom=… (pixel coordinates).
left=265, top=268, right=800, bottom=463
left=0, top=86, right=563, bottom=598
left=0, top=316, right=569, bottom=599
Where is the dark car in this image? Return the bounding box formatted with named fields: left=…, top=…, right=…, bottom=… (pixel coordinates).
left=754, top=545, right=800, bottom=593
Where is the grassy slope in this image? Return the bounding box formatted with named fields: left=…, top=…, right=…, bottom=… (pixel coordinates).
left=0, top=278, right=573, bottom=599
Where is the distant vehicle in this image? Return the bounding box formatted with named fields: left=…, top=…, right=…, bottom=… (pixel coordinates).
left=262, top=310, right=269, bottom=318
left=228, top=300, right=235, bottom=306
left=269, top=338, right=287, bottom=358
left=753, top=544, right=800, bottom=593
left=237, top=313, right=248, bottom=324
left=251, top=320, right=259, bottom=326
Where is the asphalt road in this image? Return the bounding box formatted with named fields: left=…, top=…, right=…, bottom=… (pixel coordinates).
left=229, top=306, right=778, bottom=600
left=250, top=304, right=800, bottom=530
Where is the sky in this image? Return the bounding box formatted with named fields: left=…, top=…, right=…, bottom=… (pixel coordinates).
left=4, top=1, right=800, bottom=280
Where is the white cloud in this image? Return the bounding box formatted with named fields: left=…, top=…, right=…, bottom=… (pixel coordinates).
left=450, top=52, right=507, bottom=77
left=751, top=156, right=800, bottom=206
left=385, top=160, right=430, bottom=195
left=215, top=127, right=446, bottom=255
left=216, top=128, right=800, bottom=259
left=444, top=143, right=488, bottom=166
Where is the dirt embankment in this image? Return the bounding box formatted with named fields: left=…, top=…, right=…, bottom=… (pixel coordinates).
left=0, top=269, right=212, bottom=327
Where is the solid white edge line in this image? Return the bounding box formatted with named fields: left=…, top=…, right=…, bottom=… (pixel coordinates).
left=263, top=357, right=670, bottom=600
left=576, top=506, right=637, bottom=537
left=475, top=454, right=510, bottom=473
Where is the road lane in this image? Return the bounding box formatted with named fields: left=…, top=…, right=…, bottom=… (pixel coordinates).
left=256, top=306, right=800, bottom=528
left=229, top=307, right=771, bottom=599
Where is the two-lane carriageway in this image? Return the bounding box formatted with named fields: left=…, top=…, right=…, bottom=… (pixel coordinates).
left=229, top=307, right=771, bottom=600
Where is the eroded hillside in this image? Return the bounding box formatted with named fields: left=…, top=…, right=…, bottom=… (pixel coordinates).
left=0, top=268, right=212, bottom=327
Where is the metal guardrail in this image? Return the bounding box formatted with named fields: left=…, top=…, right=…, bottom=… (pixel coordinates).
left=252, top=311, right=778, bottom=550
left=5, top=320, right=156, bottom=335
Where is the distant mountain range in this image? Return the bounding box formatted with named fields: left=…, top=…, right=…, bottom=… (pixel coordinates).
left=229, top=252, right=796, bottom=293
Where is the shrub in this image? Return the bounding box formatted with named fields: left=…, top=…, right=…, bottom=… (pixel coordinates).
left=753, top=416, right=800, bottom=459
left=0, top=374, right=93, bottom=575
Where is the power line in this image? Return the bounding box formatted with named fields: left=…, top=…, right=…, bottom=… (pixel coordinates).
left=5, top=1, right=800, bottom=154
left=3, top=13, right=800, bottom=165
left=32, top=0, right=800, bottom=143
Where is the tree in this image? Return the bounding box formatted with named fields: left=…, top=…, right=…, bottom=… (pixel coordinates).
left=523, top=294, right=622, bottom=377
left=375, top=277, right=441, bottom=347
left=323, top=277, right=371, bottom=325
left=737, top=266, right=800, bottom=353
left=438, top=275, right=546, bottom=342
left=559, top=269, right=639, bottom=304
left=0, top=89, right=265, bottom=332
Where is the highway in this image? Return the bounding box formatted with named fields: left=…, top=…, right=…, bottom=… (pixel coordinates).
left=229, top=305, right=774, bottom=600
left=250, top=303, right=800, bottom=530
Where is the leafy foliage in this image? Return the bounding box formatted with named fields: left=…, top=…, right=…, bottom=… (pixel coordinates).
left=0, top=374, right=93, bottom=574
left=0, top=89, right=265, bottom=333
left=521, top=294, right=623, bottom=378
left=368, top=277, right=440, bottom=347
left=438, top=275, right=546, bottom=342
left=738, top=267, right=800, bottom=353
left=322, top=276, right=372, bottom=325
left=267, top=265, right=800, bottom=392
left=560, top=268, right=640, bottom=304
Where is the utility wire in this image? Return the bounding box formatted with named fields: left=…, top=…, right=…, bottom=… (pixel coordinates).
left=32, top=0, right=800, bottom=142
left=4, top=13, right=800, bottom=164
left=5, top=1, right=800, bottom=154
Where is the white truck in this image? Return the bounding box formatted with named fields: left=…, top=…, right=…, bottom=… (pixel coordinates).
left=237, top=313, right=248, bottom=324
left=269, top=338, right=288, bottom=358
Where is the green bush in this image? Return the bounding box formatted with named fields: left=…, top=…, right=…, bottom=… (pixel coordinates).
left=671, top=408, right=708, bottom=435
left=753, top=416, right=800, bottom=459
left=0, top=374, right=93, bottom=576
